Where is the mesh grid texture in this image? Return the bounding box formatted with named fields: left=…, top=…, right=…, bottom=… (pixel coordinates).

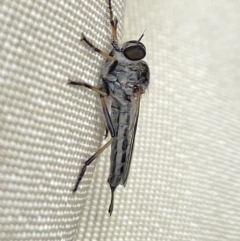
left=1, top=0, right=240, bottom=241
left=0, top=0, right=124, bottom=240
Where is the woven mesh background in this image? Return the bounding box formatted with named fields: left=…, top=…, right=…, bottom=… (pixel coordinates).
left=0, top=0, right=240, bottom=241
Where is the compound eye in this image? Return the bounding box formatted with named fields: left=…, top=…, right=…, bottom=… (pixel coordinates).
left=123, top=45, right=146, bottom=61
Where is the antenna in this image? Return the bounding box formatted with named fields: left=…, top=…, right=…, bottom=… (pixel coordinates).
left=137, top=29, right=146, bottom=43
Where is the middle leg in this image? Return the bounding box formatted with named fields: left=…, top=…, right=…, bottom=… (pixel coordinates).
left=68, top=80, right=115, bottom=137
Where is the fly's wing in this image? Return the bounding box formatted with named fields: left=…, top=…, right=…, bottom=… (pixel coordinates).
left=121, top=93, right=141, bottom=186
left=121, top=61, right=150, bottom=186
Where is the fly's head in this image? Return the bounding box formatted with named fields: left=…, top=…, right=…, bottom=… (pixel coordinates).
left=112, top=31, right=146, bottom=64
left=121, top=41, right=146, bottom=61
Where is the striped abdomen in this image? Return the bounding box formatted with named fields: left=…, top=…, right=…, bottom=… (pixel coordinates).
left=108, top=100, right=134, bottom=188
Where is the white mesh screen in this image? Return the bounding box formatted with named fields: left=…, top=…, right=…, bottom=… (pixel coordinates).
left=0, top=0, right=240, bottom=241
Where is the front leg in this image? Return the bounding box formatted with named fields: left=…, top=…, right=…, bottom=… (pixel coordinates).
left=81, top=34, right=117, bottom=64
left=108, top=0, right=118, bottom=41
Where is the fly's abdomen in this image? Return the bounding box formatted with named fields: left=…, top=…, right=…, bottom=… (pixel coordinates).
left=108, top=103, right=132, bottom=188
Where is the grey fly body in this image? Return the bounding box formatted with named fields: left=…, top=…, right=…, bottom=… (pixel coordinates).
left=69, top=0, right=150, bottom=215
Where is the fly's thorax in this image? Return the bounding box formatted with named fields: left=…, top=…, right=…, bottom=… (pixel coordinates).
left=102, top=60, right=148, bottom=104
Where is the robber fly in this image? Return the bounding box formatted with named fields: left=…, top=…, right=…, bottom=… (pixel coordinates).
left=68, top=0, right=149, bottom=215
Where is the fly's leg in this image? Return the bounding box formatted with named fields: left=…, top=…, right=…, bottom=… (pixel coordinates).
left=113, top=17, right=118, bottom=32
left=68, top=80, right=115, bottom=138
left=69, top=81, right=116, bottom=215
left=100, top=95, right=115, bottom=137
left=72, top=138, right=113, bottom=192
left=108, top=0, right=118, bottom=41
left=68, top=80, right=107, bottom=96
left=104, top=128, right=108, bottom=139
left=81, top=33, right=117, bottom=63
